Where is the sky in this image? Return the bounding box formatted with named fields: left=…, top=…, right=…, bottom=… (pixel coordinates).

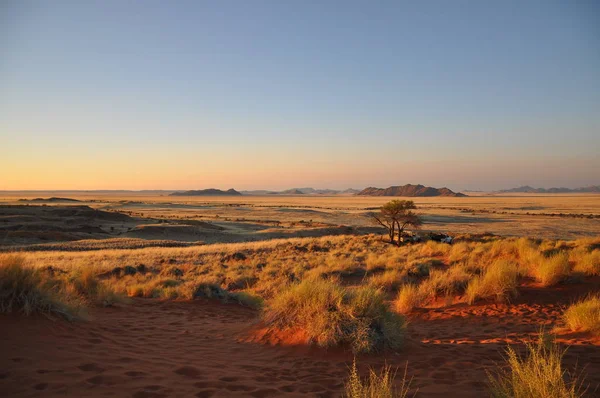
left=1, top=0, right=599, bottom=191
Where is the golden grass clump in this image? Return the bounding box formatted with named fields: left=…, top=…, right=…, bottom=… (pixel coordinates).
left=345, top=358, right=414, bottom=398
left=447, top=241, right=471, bottom=264
left=0, top=255, right=81, bottom=320
left=229, top=291, right=264, bottom=309
left=563, top=295, right=600, bottom=335
left=5, top=234, right=598, bottom=316
left=488, top=332, right=586, bottom=398
left=571, top=249, right=600, bottom=276
left=419, top=240, right=451, bottom=257
left=487, top=239, right=520, bottom=260
left=262, top=278, right=406, bottom=353
left=368, top=269, right=408, bottom=291
left=65, top=268, right=128, bottom=307
left=365, top=253, right=389, bottom=272
left=466, top=260, right=518, bottom=304
left=532, top=252, right=571, bottom=287
left=418, top=266, right=472, bottom=299
left=126, top=278, right=188, bottom=299
left=394, top=284, right=422, bottom=314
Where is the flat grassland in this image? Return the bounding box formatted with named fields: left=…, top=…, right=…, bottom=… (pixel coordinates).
left=1, top=192, right=599, bottom=397
left=1, top=193, right=599, bottom=247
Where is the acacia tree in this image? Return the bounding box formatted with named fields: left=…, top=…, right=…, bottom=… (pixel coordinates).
left=370, top=200, right=422, bottom=246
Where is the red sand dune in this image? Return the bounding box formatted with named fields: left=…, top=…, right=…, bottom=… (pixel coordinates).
left=1, top=280, right=599, bottom=397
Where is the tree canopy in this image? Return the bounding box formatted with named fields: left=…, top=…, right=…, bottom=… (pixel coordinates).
left=370, top=200, right=422, bottom=246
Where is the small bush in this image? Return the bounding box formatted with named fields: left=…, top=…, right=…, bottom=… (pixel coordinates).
left=160, top=279, right=182, bottom=288
left=563, top=295, right=600, bottom=335
left=394, top=284, right=422, bottom=313
left=533, top=252, right=571, bottom=287
left=0, top=256, right=80, bottom=320
left=230, top=291, right=263, bottom=309
left=160, top=266, right=184, bottom=278
left=123, top=265, right=137, bottom=275
left=345, top=358, right=414, bottom=398
left=263, top=278, right=406, bottom=353
left=488, top=332, right=586, bottom=398
left=466, top=260, right=518, bottom=304
left=193, top=282, right=229, bottom=299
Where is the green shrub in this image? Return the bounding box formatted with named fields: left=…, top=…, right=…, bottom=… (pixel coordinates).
left=263, top=278, right=406, bottom=353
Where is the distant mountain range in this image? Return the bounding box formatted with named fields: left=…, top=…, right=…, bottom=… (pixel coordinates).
left=280, top=188, right=305, bottom=195
left=18, top=197, right=82, bottom=202
left=499, top=185, right=600, bottom=194
left=169, top=189, right=242, bottom=196
left=357, top=184, right=466, bottom=197
left=241, top=188, right=360, bottom=195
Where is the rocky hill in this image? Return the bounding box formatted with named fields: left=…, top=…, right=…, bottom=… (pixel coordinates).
left=169, top=189, right=242, bottom=196
left=279, top=189, right=305, bottom=195
left=357, top=184, right=466, bottom=197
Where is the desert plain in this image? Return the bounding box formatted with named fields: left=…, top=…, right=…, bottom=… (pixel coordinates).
left=1, top=192, right=599, bottom=397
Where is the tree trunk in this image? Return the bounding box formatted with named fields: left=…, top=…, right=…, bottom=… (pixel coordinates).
left=396, top=224, right=402, bottom=246
left=390, top=222, right=395, bottom=244
left=395, top=220, right=402, bottom=246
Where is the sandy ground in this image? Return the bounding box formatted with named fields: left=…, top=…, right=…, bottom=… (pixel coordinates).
left=1, top=193, right=599, bottom=397
left=2, top=279, right=599, bottom=398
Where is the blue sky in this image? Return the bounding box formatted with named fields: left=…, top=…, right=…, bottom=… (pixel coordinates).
left=1, top=1, right=599, bottom=190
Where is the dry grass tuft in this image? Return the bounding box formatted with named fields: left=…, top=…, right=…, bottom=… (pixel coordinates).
left=419, top=241, right=451, bottom=257
left=66, top=268, right=128, bottom=307
left=394, top=284, right=422, bottom=313
left=418, top=266, right=472, bottom=299
left=466, top=260, right=518, bottom=304
left=345, top=358, right=415, bottom=398
left=4, top=234, right=597, bottom=316
left=488, top=332, right=587, bottom=398
left=368, top=269, right=408, bottom=292
left=563, top=295, right=600, bottom=335
left=262, top=278, right=406, bottom=353
left=0, top=255, right=81, bottom=320
left=572, top=249, right=600, bottom=276
left=531, top=252, right=571, bottom=287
